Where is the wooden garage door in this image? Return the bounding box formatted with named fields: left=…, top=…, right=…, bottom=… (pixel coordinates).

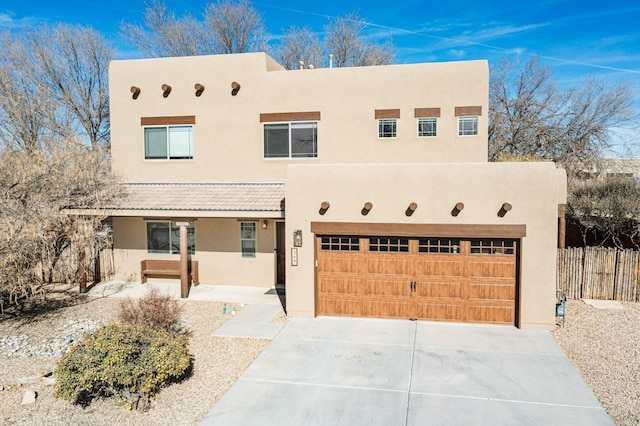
left=316, top=236, right=517, bottom=324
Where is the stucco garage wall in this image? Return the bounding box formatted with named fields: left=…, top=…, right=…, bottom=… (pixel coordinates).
left=112, top=217, right=276, bottom=287
left=284, top=162, right=566, bottom=329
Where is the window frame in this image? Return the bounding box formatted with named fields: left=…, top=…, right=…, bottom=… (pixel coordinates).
left=146, top=220, right=195, bottom=255
left=378, top=119, right=397, bottom=139
left=263, top=121, right=319, bottom=159
left=458, top=116, right=478, bottom=137
left=417, top=117, right=437, bottom=138
left=143, top=125, right=194, bottom=161
left=240, top=222, right=257, bottom=258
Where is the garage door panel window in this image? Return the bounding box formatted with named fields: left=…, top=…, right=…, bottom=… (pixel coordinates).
left=369, top=237, right=409, bottom=252
left=419, top=239, right=460, bottom=254
left=470, top=239, right=515, bottom=255
left=320, top=236, right=360, bottom=251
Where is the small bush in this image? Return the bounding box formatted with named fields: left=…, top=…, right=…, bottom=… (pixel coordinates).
left=54, top=323, right=192, bottom=410
left=118, top=288, right=184, bottom=333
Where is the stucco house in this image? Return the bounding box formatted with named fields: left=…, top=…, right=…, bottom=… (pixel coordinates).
left=107, top=52, right=566, bottom=329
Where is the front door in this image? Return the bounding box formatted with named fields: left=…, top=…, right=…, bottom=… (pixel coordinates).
left=275, top=222, right=286, bottom=285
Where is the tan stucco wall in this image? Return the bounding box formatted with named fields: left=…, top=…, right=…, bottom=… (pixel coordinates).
left=112, top=217, right=277, bottom=287
left=109, top=53, right=489, bottom=184
left=284, top=162, right=566, bottom=330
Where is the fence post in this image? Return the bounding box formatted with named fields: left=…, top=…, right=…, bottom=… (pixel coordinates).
left=77, top=249, right=87, bottom=293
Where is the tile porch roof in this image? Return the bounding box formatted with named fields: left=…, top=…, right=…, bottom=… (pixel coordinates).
left=111, top=183, right=285, bottom=212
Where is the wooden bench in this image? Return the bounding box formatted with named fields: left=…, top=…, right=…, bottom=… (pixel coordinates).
left=141, top=260, right=199, bottom=286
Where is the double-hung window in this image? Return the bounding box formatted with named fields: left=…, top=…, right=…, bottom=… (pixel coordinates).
left=144, top=126, right=193, bottom=160
left=458, top=117, right=478, bottom=136
left=241, top=222, right=257, bottom=258
left=146, top=221, right=195, bottom=254
left=264, top=122, right=318, bottom=158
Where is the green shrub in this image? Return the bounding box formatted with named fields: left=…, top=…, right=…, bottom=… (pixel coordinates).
left=118, top=288, right=184, bottom=333
left=54, top=323, right=192, bottom=410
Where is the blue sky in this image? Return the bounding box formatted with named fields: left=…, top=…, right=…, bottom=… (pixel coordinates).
left=1, top=0, right=639, bottom=152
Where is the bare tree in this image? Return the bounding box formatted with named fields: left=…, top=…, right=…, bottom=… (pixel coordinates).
left=324, top=13, right=395, bottom=67
left=204, top=0, right=266, bottom=54
left=274, top=26, right=323, bottom=70
left=0, top=32, right=62, bottom=152
left=0, top=24, right=112, bottom=152
left=568, top=175, right=640, bottom=248
left=489, top=56, right=636, bottom=175
left=30, top=24, right=113, bottom=150
left=120, top=0, right=266, bottom=57
left=0, top=140, right=123, bottom=312
left=120, top=0, right=214, bottom=57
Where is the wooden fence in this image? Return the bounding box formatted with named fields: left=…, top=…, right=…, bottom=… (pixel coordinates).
left=46, top=239, right=115, bottom=286
left=557, top=247, right=640, bottom=301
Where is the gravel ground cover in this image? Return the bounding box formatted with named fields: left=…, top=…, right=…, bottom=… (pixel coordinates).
left=551, top=300, right=640, bottom=426
left=0, top=295, right=272, bottom=425
left=1, top=295, right=637, bottom=425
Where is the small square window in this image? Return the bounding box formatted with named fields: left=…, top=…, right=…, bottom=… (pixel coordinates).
left=458, top=116, right=478, bottom=136
left=378, top=119, right=397, bottom=138
left=418, top=118, right=437, bottom=137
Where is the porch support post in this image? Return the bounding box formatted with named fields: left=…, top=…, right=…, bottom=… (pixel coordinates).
left=558, top=204, right=566, bottom=249
left=176, top=221, right=190, bottom=298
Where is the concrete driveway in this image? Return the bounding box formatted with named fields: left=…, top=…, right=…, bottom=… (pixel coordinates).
left=201, top=317, right=613, bottom=426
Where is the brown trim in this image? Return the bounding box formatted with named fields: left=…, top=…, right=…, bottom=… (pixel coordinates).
left=141, top=116, right=196, bottom=126
left=455, top=106, right=482, bottom=116
left=557, top=204, right=566, bottom=218
left=375, top=109, right=400, bottom=119
left=260, top=112, right=321, bottom=122
left=414, top=108, right=441, bottom=118
left=310, top=222, right=526, bottom=238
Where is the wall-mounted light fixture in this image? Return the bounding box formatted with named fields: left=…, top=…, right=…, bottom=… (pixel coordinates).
left=406, top=202, right=418, bottom=217
left=451, top=202, right=464, bottom=217
left=261, top=219, right=268, bottom=229
left=161, top=84, right=172, bottom=98
left=319, top=201, right=330, bottom=215
left=231, top=81, right=241, bottom=96
left=293, top=230, right=303, bottom=247
left=195, top=83, right=205, bottom=97
left=130, top=86, right=141, bottom=99
left=498, top=202, right=512, bottom=218
left=361, top=202, right=373, bottom=216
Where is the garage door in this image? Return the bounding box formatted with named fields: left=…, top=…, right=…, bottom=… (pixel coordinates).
left=316, top=236, right=517, bottom=324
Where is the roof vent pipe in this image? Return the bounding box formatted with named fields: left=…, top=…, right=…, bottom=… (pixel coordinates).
left=298, top=60, right=304, bottom=70
left=329, top=54, right=333, bottom=69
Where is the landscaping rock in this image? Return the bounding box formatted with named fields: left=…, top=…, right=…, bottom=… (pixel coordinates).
left=20, top=389, right=37, bottom=405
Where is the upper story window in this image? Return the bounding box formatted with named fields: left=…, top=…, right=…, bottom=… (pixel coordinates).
left=378, top=119, right=397, bottom=138
left=144, top=125, right=193, bottom=160
left=146, top=221, right=195, bottom=254
left=418, top=118, right=437, bottom=137
left=415, top=108, right=440, bottom=138
left=458, top=117, right=478, bottom=136
left=141, top=116, right=196, bottom=160
left=375, top=109, right=400, bottom=139
left=455, top=106, right=481, bottom=137
left=263, top=121, right=318, bottom=158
